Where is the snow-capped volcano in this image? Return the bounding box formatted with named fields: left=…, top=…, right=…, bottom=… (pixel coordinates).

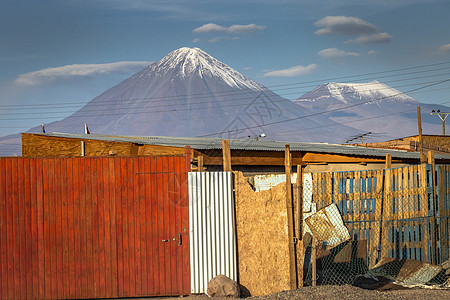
left=297, top=81, right=415, bottom=104
left=0, top=47, right=363, bottom=155
left=294, top=81, right=447, bottom=141
left=139, top=47, right=264, bottom=91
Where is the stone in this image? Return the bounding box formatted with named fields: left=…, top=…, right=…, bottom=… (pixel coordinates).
left=207, top=274, right=240, bottom=298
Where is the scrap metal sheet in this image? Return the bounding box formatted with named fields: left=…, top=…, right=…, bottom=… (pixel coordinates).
left=305, top=203, right=351, bottom=250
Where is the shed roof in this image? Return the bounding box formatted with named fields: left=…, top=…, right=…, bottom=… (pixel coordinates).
left=35, top=132, right=450, bottom=160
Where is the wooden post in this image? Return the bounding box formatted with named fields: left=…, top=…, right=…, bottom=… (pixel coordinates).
left=222, top=140, right=232, bottom=172
left=185, top=146, right=192, bottom=172
left=417, top=106, right=426, bottom=164
left=285, top=144, right=297, bottom=289
left=80, top=141, right=85, bottom=156
left=385, top=154, right=391, bottom=169
left=296, top=164, right=304, bottom=287
left=428, top=150, right=439, bottom=263
left=198, top=155, right=204, bottom=172
left=312, top=236, right=317, bottom=287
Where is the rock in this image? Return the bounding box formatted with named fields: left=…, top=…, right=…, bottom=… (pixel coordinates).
left=207, top=275, right=240, bottom=298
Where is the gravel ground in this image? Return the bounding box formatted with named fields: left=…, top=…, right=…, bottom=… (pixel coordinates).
left=179, top=284, right=450, bottom=300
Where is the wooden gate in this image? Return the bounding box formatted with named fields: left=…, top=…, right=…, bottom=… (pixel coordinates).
left=0, top=154, right=191, bottom=299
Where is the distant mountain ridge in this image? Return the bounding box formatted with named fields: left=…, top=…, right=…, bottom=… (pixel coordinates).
left=294, top=81, right=447, bottom=142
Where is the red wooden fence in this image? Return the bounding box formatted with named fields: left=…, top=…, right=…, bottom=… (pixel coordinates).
left=0, top=154, right=191, bottom=299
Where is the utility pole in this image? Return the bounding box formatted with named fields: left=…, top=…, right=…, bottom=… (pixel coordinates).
left=430, top=110, right=450, bottom=135
left=417, top=106, right=426, bottom=164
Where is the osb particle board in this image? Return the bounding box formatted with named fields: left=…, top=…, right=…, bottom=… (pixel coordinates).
left=234, top=171, right=290, bottom=296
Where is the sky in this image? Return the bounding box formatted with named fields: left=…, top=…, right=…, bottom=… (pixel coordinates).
left=0, top=0, right=449, bottom=137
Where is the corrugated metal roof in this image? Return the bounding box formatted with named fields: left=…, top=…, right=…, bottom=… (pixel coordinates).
left=35, top=132, right=450, bottom=160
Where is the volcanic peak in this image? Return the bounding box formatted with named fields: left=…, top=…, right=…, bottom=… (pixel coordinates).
left=136, top=47, right=264, bottom=91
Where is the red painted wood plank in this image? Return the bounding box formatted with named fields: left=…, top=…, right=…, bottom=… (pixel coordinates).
left=35, top=159, right=45, bottom=299
left=23, top=159, right=33, bottom=299
left=157, top=157, right=167, bottom=295
left=71, top=158, right=80, bottom=299
left=134, top=158, right=142, bottom=296
left=42, top=159, right=50, bottom=299
left=100, top=158, right=110, bottom=297
left=11, top=158, right=21, bottom=299
left=117, top=158, right=126, bottom=297
left=54, top=158, right=63, bottom=299
left=0, top=160, right=5, bottom=299
left=138, top=157, right=148, bottom=295
left=109, top=158, right=118, bottom=298
left=92, top=158, right=99, bottom=297
left=152, top=157, right=163, bottom=295
left=165, top=156, right=175, bottom=294
left=148, top=157, right=155, bottom=295
left=29, top=159, right=39, bottom=299
left=127, top=158, right=136, bottom=297
left=66, top=159, right=75, bottom=299
left=86, top=158, right=94, bottom=298
left=79, top=158, right=88, bottom=299
left=5, top=159, right=14, bottom=299
left=97, top=158, right=106, bottom=298
left=179, top=155, right=190, bottom=295
left=175, top=157, right=183, bottom=294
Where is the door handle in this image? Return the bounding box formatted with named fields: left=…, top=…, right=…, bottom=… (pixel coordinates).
left=178, top=232, right=182, bottom=246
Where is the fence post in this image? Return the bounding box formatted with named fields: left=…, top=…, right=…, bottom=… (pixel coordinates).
left=312, top=236, right=317, bottom=287
left=222, top=140, right=231, bottom=172
left=296, top=164, right=303, bottom=287
left=285, top=144, right=297, bottom=289
left=428, top=151, right=439, bottom=263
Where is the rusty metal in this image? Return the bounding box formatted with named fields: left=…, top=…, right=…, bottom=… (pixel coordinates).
left=305, top=203, right=351, bottom=251
left=371, top=258, right=443, bottom=285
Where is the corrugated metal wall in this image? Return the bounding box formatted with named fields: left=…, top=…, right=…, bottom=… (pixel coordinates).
left=0, top=156, right=191, bottom=299
left=188, top=172, right=237, bottom=294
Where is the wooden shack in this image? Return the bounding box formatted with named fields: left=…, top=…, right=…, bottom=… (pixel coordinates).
left=21, top=132, right=450, bottom=173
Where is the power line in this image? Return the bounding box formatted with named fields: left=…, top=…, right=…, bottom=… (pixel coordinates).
left=196, top=79, right=450, bottom=137
left=0, top=61, right=449, bottom=111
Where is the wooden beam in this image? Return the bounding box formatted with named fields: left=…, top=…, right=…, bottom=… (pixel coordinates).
left=285, top=144, right=297, bottom=289
left=296, top=164, right=303, bottom=287
left=222, top=139, right=232, bottom=171
left=385, top=154, right=392, bottom=169
left=198, top=155, right=204, bottom=172
left=428, top=150, right=439, bottom=263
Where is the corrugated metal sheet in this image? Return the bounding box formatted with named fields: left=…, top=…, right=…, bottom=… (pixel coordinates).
left=188, top=172, right=237, bottom=294
left=36, top=132, right=450, bottom=160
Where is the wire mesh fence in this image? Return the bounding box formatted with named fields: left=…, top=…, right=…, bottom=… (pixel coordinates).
left=301, top=164, right=450, bottom=287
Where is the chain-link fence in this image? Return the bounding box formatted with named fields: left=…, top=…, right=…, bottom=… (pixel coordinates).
left=301, top=164, right=450, bottom=288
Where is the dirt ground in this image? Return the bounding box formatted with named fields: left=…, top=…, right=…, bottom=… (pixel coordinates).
left=173, top=284, right=450, bottom=300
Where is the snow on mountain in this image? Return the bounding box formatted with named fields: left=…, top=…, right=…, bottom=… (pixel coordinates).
left=297, top=81, right=415, bottom=104
left=294, top=81, right=446, bottom=142
left=0, top=47, right=363, bottom=155
left=138, top=47, right=265, bottom=91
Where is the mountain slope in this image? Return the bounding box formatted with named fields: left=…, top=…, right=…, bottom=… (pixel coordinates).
left=0, top=47, right=363, bottom=155
left=295, top=81, right=447, bottom=142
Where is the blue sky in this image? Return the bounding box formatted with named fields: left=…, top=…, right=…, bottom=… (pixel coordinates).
left=0, top=0, right=449, bottom=137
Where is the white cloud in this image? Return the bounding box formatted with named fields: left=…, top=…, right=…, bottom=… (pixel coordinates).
left=193, top=23, right=265, bottom=34
left=263, top=64, right=317, bottom=77
left=318, top=48, right=359, bottom=59
left=368, top=50, right=378, bottom=55
left=314, top=16, right=378, bottom=35
left=15, top=61, right=152, bottom=86
left=314, top=16, right=391, bottom=45
left=345, top=32, right=392, bottom=44
left=193, top=38, right=201, bottom=43
left=437, top=43, right=450, bottom=55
